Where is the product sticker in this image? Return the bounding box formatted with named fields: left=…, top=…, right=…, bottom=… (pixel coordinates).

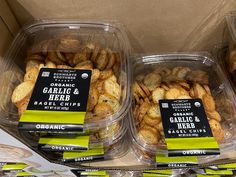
left=71, top=169, right=109, bottom=176
left=2, top=163, right=28, bottom=173
left=38, top=135, right=90, bottom=151
left=0, top=162, right=9, bottom=168
left=143, top=169, right=172, bottom=175
left=155, top=153, right=198, bottom=168
left=204, top=169, right=233, bottom=175
left=143, top=174, right=169, bottom=177
left=16, top=171, right=35, bottom=177
left=62, top=148, right=105, bottom=163
left=197, top=175, right=220, bottom=177
left=159, top=99, right=220, bottom=156
left=40, top=130, right=91, bottom=137
left=19, top=68, right=91, bottom=132
left=218, top=163, right=236, bottom=170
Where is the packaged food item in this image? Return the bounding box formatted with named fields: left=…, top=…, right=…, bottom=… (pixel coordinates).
left=0, top=20, right=131, bottom=132
left=226, top=14, right=236, bottom=67
left=18, top=118, right=126, bottom=148
left=16, top=119, right=128, bottom=164
left=129, top=54, right=236, bottom=160
left=71, top=169, right=126, bottom=177
left=60, top=131, right=128, bottom=163
left=13, top=121, right=128, bottom=163
left=107, top=170, right=126, bottom=177
left=220, top=13, right=236, bottom=87
left=131, top=135, right=199, bottom=168
left=142, top=169, right=185, bottom=177
left=192, top=168, right=234, bottom=176
left=217, top=12, right=236, bottom=111
left=217, top=162, right=236, bottom=170
left=128, top=170, right=185, bottom=177
left=127, top=171, right=142, bottom=177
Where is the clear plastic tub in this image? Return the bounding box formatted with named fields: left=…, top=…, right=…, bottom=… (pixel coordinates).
left=217, top=13, right=236, bottom=90
left=61, top=130, right=129, bottom=164
left=0, top=67, right=23, bottom=126
left=14, top=127, right=128, bottom=164
left=0, top=20, right=131, bottom=131
left=18, top=118, right=127, bottom=150
left=129, top=53, right=236, bottom=156
left=127, top=171, right=142, bottom=177
left=127, top=170, right=185, bottom=177
left=107, top=171, right=126, bottom=177
left=71, top=170, right=126, bottom=177
left=131, top=136, right=155, bottom=165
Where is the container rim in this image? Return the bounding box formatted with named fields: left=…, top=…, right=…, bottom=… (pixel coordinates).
left=132, top=52, right=215, bottom=66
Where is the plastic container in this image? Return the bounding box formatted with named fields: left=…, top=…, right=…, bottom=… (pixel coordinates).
left=13, top=120, right=128, bottom=163
left=61, top=130, right=129, bottom=164
left=0, top=68, right=23, bottom=126
left=0, top=20, right=131, bottom=131
left=71, top=170, right=126, bottom=177
left=15, top=128, right=128, bottom=164
left=18, top=118, right=127, bottom=150
left=218, top=13, right=236, bottom=87
left=129, top=53, right=236, bottom=157
left=131, top=137, right=155, bottom=165
left=127, top=170, right=185, bottom=177
left=127, top=171, right=142, bottom=177
left=106, top=171, right=126, bottom=177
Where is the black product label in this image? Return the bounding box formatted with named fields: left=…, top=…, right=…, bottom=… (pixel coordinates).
left=155, top=163, right=197, bottom=168
left=16, top=171, right=36, bottom=177
left=38, top=135, right=90, bottom=151
left=160, top=99, right=212, bottom=138
left=155, top=153, right=198, bottom=168
left=71, top=169, right=108, bottom=177
left=63, top=154, right=105, bottom=163
left=19, top=68, right=91, bottom=132
left=62, top=149, right=105, bottom=163
left=3, top=169, right=23, bottom=173
left=39, top=144, right=88, bottom=151
left=19, top=123, right=84, bottom=132
left=159, top=99, right=219, bottom=156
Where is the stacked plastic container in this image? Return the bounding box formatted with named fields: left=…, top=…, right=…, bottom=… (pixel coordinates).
left=0, top=20, right=131, bottom=164
left=220, top=13, right=236, bottom=89
left=129, top=54, right=236, bottom=166
left=2, top=18, right=236, bottom=173
left=128, top=169, right=186, bottom=177
left=70, top=170, right=126, bottom=177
